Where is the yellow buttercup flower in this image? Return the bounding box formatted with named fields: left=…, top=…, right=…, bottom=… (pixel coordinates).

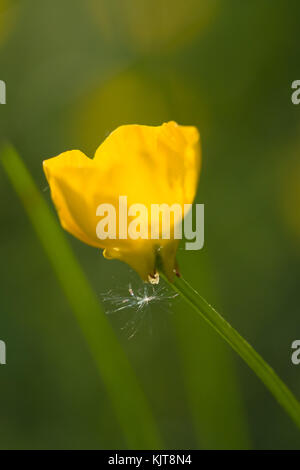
left=43, top=121, right=201, bottom=282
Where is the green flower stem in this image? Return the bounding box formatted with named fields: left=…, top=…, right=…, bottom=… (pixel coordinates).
left=1, top=144, right=162, bottom=449
left=163, top=274, right=300, bottom=430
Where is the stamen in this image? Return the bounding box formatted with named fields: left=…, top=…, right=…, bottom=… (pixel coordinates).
left=148, top=272, right=159, bottom=285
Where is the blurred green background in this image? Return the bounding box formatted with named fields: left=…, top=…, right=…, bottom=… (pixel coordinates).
left=1, top=0, right=300, bottom=450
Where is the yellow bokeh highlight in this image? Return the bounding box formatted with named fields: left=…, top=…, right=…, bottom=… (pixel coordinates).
left=0, top=0, right=16, bottom=46
left=88, top=0, right=219, bottom=52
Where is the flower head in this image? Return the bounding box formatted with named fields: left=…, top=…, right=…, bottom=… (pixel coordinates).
left=43, top=121, right=201, bottom=282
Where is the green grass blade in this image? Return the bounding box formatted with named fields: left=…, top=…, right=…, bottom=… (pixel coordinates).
left=0, top=143, right=162, bottom=449
left=171, top=252, right=250, bottom=448
left=173, top=311, right=250, bottom=448
left=164, top=274, right=300, bottom=431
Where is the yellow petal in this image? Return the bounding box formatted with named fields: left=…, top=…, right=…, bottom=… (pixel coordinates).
left=43, top=150, right=104, bottom=248
left=43, top=122, right=201, bottom=282
left=94, top=121, right=200, bottom=207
